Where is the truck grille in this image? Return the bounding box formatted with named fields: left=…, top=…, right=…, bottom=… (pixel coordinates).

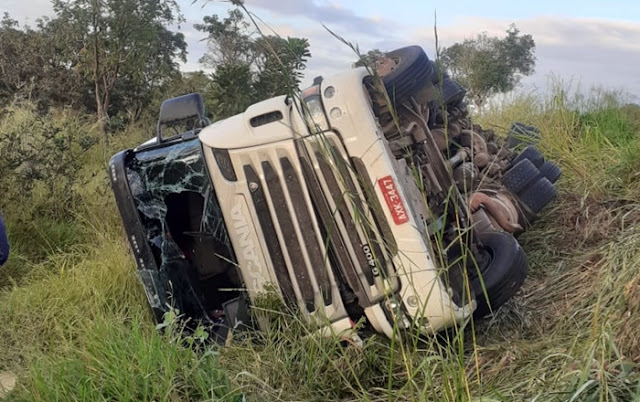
left=243, top=165, right=297, bottom=306
left=241, top=133, right=398, bottom=313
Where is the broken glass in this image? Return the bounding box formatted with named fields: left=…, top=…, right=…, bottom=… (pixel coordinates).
left=125, top=138, right=236, bottom=316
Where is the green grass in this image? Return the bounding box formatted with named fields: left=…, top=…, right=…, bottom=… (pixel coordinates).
left=0, top=85, right=639, bottom=401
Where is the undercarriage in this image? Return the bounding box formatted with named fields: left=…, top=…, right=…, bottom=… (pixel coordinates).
left=367, top=46, right=560, bottom=314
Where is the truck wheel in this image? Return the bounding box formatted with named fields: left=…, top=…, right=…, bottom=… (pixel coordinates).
left=506, top=122, right=541, bottom=148
left=380, top=46, right=435, bottom=105
left=511, top=145, right=544, bottom=168
left=501, top=159, right=539, bottom=194
left=539, top=161, right=562, bottom=183
left=518, top=177, right=557, bottom=214
left=472, top=231, right=528, bottom=317
left=440, top=76, right=467, bottom=107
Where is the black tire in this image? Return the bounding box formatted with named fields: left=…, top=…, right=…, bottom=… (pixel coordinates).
left=471, top=231, right=528, bottom=317
left=539, top=161, right=561, bottom=183
left=511, top=145, right=545, bottom=168
left=501, top=159, right=539, bottom=194
left=518, top=177, right=557, bottom=214
left=382, top=46, right=436, bottom=104
left=506, top=122, right=541, bottom=148
left=440, top=76, right=467, bottom=106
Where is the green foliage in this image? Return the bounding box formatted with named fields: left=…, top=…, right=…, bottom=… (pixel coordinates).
left=479, top=84, right=640, bottom=200
left=0, top=102, right=96, bottom=217
left=441, top=24, right=535, bottom=110
left=51, top=0, right=187, bottom=125
left=145, top=71, right=216, bottom=121
left=354, top=48, right=385, bottom=68
left=0, top=2, right=186, bottom=127
left=23, top=320, right=238, bottom=401
left=1, top=4, right=309, bottom=125
left=209, top=63, right=256, bottom=118
left=253, top=36, right=311, bottom=99
left=195, top=9, right=253, bottom=68
left=0, top=208, right=238, bottom=400
left=196, top=9, right=311, bottom=120
left=0, top=13, right=88, bottom=111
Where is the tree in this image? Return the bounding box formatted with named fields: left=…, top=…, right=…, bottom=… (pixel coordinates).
left=252, top=36, right=311, bottom=99
left=114, top=22, right=188, bottom=122
left=51, top=0, right=186, bottom=130
left=0, top=13, right=87, bottom=110
left=147, top=71, right=214, bottom=120
left=209, top=63, right=256, bottom=119
left=354, top=49, right=385, bottom=68
left=440, top=24, right=535, bottom=111
left=195, top=9, right=310, bottom=120
left=195, top=9, right=253, bottom=68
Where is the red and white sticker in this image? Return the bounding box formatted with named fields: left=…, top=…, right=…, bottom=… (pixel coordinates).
left=377, top=175, right=409, bottom=225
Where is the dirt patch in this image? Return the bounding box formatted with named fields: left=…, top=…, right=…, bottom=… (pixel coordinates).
left=0, top=371, right=16, bottom=399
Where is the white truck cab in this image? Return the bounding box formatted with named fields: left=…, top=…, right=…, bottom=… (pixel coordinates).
left=109, top=46, right=559, bottom=342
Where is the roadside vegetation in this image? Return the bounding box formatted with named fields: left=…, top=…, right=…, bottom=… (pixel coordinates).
left=0, top=2, right=639, bottom=401
left=1, top=83, right=638, bottom=401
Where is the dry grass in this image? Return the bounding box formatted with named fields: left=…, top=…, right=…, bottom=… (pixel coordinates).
left=0, top=83, right=639, bottom=400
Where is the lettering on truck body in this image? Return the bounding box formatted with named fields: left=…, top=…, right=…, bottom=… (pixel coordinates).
left=378, top=175, right=409, bottom=225
left=231, top=203, right=268, bottom=289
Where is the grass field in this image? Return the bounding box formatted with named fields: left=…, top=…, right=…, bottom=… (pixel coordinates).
left=0, top=85, right=639, bottom=401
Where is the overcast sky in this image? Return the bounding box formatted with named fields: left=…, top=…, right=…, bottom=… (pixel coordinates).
left=3, top=0, right=640, bottom=99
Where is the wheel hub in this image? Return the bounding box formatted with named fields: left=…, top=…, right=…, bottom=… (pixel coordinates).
left=374, top=56, right=398, bottom=77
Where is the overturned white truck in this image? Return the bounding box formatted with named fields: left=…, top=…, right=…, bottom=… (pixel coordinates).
left=109, top=46, right=560, bottom=341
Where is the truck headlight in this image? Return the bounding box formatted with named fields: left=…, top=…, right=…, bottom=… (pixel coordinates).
left=300, top=85, right=330, bottom=133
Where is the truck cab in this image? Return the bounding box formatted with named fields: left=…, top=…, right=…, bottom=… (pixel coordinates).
left=109, top=46, right=560, bottom=341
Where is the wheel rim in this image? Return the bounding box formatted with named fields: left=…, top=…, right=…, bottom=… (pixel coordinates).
left=375, top=56, right=398, bottom=77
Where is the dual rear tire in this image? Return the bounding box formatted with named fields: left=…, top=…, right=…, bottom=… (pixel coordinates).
left=502, top=146, right=561, bottom=214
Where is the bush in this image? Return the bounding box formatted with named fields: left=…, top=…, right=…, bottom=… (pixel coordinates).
left=0, top=102, right=97, bottom=219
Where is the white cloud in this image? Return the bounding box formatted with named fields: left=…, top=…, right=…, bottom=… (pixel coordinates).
left=409, top=16, right=640, bottom=97
left=242, top=0, right=395, bottom=35
left=0, top=0, right=53, bottom=25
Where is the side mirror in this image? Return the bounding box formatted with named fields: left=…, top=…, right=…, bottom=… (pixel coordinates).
left=157, top=93, right=211, bottom=143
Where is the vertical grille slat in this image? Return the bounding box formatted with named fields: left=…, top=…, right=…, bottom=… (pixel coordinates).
left=281, top=157, right=332, bottom=305
left=299, top=157, right=363, bottom=296
left=315, top=151, right=375, bottom=286
left=330, top=145, right=390, bottom=280
left=351, top=157, right=398, bottom=255
left=244, top=165, right=296, bottom=304
left=262, top=161, right=315, bottom=311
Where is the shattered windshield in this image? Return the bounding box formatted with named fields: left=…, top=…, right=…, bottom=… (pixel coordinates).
left=125, top=139, right=237, bottom=315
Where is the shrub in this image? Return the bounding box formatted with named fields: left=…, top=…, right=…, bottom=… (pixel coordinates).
left=0, top=102, right=97, bottom=219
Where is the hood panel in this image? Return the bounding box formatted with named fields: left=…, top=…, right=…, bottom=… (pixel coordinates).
left=199, top=95, right=305, bottom=150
